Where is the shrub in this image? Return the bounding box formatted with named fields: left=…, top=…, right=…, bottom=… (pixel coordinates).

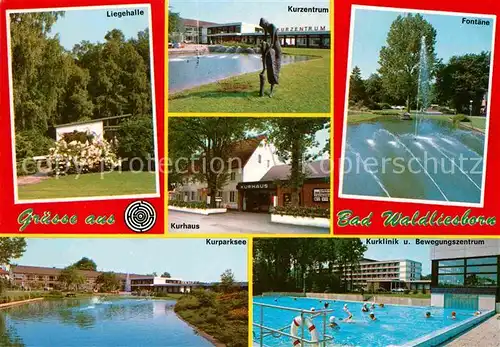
left=452, top=114, right=471, bottom=124
left=404, top=289, right=410, bottom=294
left=412, top=289, right=419, bottom=295
left=228, top=308, right=248, bottom=320
left=378, top=102, right=392, bottom=110
left=117, top=115, right=154, bottom=171
left=175, top=296, right=201, bottom=311
left=191, top=289, right=217, bottom=307
left=15, top=130, right=54, bottom=176
left=421, top=288, right=427, bottom=294
left=168, top=200, right=206, bottom=209
left=271, top=206, right=330, bottom=219
left=47, top=137, right=119, bottom=176
left=62, top=130, right=94, bottom=144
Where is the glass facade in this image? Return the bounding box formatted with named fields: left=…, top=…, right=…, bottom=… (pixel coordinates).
left=435, top=256, right=498, bottom=288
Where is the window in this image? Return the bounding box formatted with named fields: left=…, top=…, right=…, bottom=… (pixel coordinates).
left=438, top=259, right=465, bottom=267
left=230, top=172, right=236, bottom=181
left=258, top=154, right=262, bottom=163
left=191, top=191, right=195, bottom=201
left=267, top=160, right=270, bottom=168
left=438, top=267, right=464, bottom=274
left=438, top=275, right=464, bottom=287
left=230, top=191, right=236, bottom=203
left=465, top=273, right=497, bottom=286
left=467, top=265, right=497, bottom=273
left=466, top=257, right=497, bottom=266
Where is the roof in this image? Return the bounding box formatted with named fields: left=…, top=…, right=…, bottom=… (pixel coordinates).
left=54, top=114, right=132, bottom=129
left=182, top=18, right=218, bottom=27
left=0, top=269, right=9, bottom=274
left=11, top=265, right=148, bottom=279
left=260, top=159, right=330, bottom=181
left=183, top=135, right=266, bottom=174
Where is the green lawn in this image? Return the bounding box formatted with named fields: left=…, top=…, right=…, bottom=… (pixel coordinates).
left=168, top=48, right=331, bottom=113
left=468, top=116, right=487, bottom=131
left=18, top=171, right=156, bottom=200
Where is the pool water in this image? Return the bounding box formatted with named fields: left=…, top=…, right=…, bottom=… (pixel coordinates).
left=341, top=118, right=485, bottom=204
left=169, top=53, right=311, bottom=93
left=253, top=296, right=476, bottom=347
left=0, top=298, right=213, bottom=347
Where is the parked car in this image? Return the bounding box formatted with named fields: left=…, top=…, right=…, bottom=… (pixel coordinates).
left=391, top=288, right=405, bottom=293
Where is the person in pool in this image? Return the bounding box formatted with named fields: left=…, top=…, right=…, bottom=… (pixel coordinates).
left=451, top=311, right=457, bottom=320
left=343, top=304, right=349, bottom=312
left=362, top=303, right=369, bottom=312
left=379, top=303, right=385, bottom=308
left=369, top=313, right=377, bottom=321
left=370, top=302, right=376, bottom=310
left=425, top=311, right=431, bottom=318
left=329, top=316, right=340, bottom=329
left=474, top=311, right=481, bottom=316
left=324, top=302, right=330, bottom=309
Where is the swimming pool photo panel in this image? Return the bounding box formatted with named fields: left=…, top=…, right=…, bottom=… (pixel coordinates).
left=252, top=237, right=500, bottom=347
left=339, top=6, right=494, bottom=207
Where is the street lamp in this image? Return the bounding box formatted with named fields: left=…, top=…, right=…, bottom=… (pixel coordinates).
left=469, top=100, right=473, bottom=117
left=303, top=272, right=306, bottom=295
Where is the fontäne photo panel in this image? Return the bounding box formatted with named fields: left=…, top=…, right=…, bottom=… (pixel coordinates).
left=334, top=0, right=499, bottom=235
left=0, top=0, right=164, bottom=234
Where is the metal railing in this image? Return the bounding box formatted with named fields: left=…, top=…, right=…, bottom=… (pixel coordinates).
left=253, top=302, right=335, bottom=346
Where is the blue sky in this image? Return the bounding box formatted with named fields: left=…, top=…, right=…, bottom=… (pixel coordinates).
left=14, top=238, right=248, bottom=282
left=351, top=8, right=495, bottom=79
left=46, top=6, right=150, bottom=50
left=363, top=239, right=431, bottom=275
left=169, top=0, right=330, bottom=29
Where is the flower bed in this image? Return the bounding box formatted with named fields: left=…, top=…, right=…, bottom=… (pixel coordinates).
left=168, top=200, right=227, bottom=215
left=270, top=206, right=330, bottom=228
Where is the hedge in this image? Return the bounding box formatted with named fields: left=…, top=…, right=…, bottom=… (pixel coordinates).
left=271, top=206, right=330, bottom=218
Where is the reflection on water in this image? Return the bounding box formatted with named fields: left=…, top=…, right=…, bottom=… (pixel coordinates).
left=342, top=118, right=485, bottom=203
left=168, top=53, right=312, bottom=93
left=0, top=298, right=213, bottom=347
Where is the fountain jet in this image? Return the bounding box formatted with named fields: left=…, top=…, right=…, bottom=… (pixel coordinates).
left=415, top=35, right=430, bottom=136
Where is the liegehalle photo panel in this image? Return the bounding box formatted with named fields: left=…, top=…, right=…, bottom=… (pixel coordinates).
left=7, top=5, right=159, bottom=203
left=339, top=5, right=495, bottom=207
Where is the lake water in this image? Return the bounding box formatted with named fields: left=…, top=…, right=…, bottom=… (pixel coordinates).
left=341, top=118, right=485, bottom=204
left=168, top=53, right=311, bottom=93
left=253, top=296, right=477, bottom=347
left=0, top=298, right=213, bottom=347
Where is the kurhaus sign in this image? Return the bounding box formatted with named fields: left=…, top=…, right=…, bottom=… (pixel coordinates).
left=278, top=26, right=327, bottom=33
left=237, top=182, right=276, bottom=190
left=313, top=188, right=330, bottom=202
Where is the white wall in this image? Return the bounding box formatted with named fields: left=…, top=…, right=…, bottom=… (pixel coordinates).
left=478, top=295, right=496, bottom=310
left=241, top=23, right=260, bottom=34
left=431, top=293, right=445, bottom=307
left=56, top=121, right=104, bottom=141
left=431, top=240, right=500, bottom=260
left=243, top=139, right=284, bottom=182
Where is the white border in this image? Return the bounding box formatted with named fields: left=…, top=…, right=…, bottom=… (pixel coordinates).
left=338, top=5, right=496, bottom=208
left=6, top=4, right=161, bottom=204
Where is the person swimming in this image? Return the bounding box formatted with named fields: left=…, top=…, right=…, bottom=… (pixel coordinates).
left=370, top=302, right=376, bottom=310
left=369, top=313, right=377, bottom=321
left=379, top=303, right=385, bottom=308
left=324, top=302, right=330, bottom=309
left=425, top=311, right=431, bottom=318
left=362, top=303, right=369, bottom=312
left=474, top=311, right=481, bottom=316
left=329, top=316, right=340, bottom=329
left=451, top=311, right=456, bottom=320
left=343, top=304, right=348, bottom=312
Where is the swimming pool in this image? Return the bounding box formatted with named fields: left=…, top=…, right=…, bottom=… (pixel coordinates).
left=0, top=297, right=213, bottom=346
left=253, top=296, right=480, bottom=347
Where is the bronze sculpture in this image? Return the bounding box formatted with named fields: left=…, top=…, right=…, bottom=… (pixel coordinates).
left=259, top=18, right=282, bottom=97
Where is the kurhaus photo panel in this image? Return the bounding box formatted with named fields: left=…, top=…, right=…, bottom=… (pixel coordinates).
left=167, top=0, right=331, bottom=113
left=167, top=116, right=331, bottom=234
left=7, top=4, right=159, bottom=203
left=339, top=5, right=494, bottom=207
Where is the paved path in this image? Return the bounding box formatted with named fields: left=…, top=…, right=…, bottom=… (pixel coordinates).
left=168, top=210, right=330, bottom=234
left=445, top=314, right=500, bottom=346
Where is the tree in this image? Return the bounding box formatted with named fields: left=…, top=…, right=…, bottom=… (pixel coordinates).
left=349, top=66, right=366, bottom=104
left=220, top=269, right=236, bottom=293
left=168, top=7, right=184, bottom=42
left=365, top=73, right=386, bottom=105
left=169, top=117, right=260, bottom=207
left=0, top=238, right=27, bottom=264
left=71, top=257, right=97, bottom=271
left=378, top=14, right=437, bottom=111
left=96, top=272, right=121, bottom=292
left=435, top=52, right=490, bottom=116
left=260, top=119, right=329, bottom=206
left=161, top=272, right=171, bottom=278
left=58, top=266, right=85, bottom=291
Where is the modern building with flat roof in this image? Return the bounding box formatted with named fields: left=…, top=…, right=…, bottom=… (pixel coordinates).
left=430, top=240, right=499, bottom=311
left=181, top=18, right=219, bottom=44
left=336, top=258, right=428, bottom=292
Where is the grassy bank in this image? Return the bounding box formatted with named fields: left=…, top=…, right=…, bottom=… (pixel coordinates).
left=347, top=110, right=487, bottom=132
left=174, top=290, right=248, bottom=347
left=18, top=171, right=156, bottom=200
left=169, top=48, right=331, bottom=113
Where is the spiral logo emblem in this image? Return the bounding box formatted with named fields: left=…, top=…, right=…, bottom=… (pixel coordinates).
left=124, top=200, right=156, bottom=233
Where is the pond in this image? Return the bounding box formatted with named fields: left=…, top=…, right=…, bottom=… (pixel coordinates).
left=341, top=117, right=485, bottom=204
left=0, top=298, right=213, bottom=347
left=168, top=53, right=311, bottom=93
